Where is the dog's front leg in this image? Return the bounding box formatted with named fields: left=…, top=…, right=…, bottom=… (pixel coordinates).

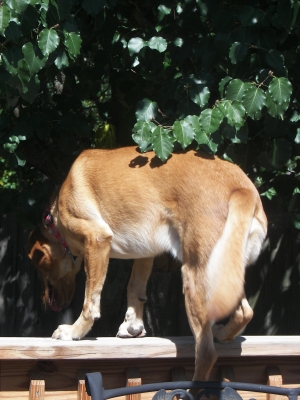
left=117, top=257, right=154, bottom=338
left=52, top=234, right=112, bottom=340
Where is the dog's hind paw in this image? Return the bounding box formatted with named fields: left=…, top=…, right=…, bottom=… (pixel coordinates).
left=212, top=323, right=235, bottom=343
left=117, top=321, right=146, bottom=338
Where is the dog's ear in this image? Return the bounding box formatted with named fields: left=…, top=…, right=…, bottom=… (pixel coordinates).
left=27, top=229, right=51, bottom=271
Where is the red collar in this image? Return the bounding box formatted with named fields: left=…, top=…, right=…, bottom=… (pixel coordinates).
left=44, top=209, right=74, bottom=261
left=44, top=209, right=68, bottom=249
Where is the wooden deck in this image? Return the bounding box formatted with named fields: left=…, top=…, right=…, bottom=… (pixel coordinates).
left=1, top=336, right=300, bottom=399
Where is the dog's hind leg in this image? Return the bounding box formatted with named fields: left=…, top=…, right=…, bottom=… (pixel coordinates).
left=117, top=257, right=154, bottom=338
left=181, top=262, right=217, bottom=382
left=212, top=294, right=253, bottom=343
left=52, top=226, right=112, bottom=340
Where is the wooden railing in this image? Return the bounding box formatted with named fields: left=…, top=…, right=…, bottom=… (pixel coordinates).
left=1, top=336, right=300, bottom=399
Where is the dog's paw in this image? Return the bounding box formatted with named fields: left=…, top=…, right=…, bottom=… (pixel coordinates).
left=52, top=324, right=81, bottom=341
left=117, top=320, right=146, bottom=338
left=212, top=324, right=234, bottom=343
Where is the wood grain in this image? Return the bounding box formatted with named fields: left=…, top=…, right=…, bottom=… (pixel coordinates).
left=267, top=366, right=283, bottom=400
left=29, top=380, right=45, bottom=400
left=0, top=336, right=300, bottom=360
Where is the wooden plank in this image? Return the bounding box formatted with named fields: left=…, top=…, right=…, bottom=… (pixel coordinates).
left=78, top=370, right=91, bottom=400
left=0, top=336, right=300, bottom=360
left=126, top=368, right=142, bottom=400
left=172, top=367, right=186, bottom=381
left=267, top=366, right=283, bottom=400
left=78, top=381, right=91, bottom=400
left=29, top=380, right=45, bottom=400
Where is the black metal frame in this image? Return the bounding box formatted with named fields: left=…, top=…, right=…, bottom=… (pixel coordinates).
left=85, top=372, right=300, bottom=400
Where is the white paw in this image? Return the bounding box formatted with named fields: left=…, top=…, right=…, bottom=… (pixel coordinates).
left=117, top=320, right=146, bottom=338
left=52, top=324, right=81, bottom=340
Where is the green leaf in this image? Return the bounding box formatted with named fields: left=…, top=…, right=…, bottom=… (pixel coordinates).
left=15, top=152, right=26, bottom=166
left=189, top=84, right=210, bottom=107
left=152, top=127, right=174, bottom=162
left=218, top=100, right=245, bottom=128
left=17, top=58, right=31, bottom=92
left=173, top=120, right=195, bottom=149
left=220, top=121, right=248, bottom=144
left=132, top=121, right=156, bottom=152
left=242, top=85, right=266, bottom=120
left=184, top=115, right=201, bottom=131
left=135, top=98, right=158, bottom=122
left=38, top=29, right=60, bottom=56
left=158, top=5, right=171, bottom=17
left=291, top=111, right=300, bottom=123
left=3, top=142, right=18, bottom=153
left=265, top=50, right=286, bottom=75
left=268, top=77, right=292, bottom=105
left=293, top=214, right=300, bottom=230
left=64, top=32, right=82, bottom=58
left=4, top=21, right=21, bottom=43
left=238, top=6, right=265, bottom=26
left=225, top=79, right=251, bottom=101
left=173, top=37, right=183, bottom=47
left=54, top=49, right=69, bottom=69
left=199, top=108, right=223, bottom=134
left=195, top=129, right=220, bottom=153
left=128, top=37, right=145, bottom=55
left=82, top=0, right=105, bottom=15
left=2, top=46, right=24, bottom=75
left=229, top=42, right=248, bottom=64
left=265, top=91, right=289, bottom=118
left=20, top=5, right=39, bottom=35
left=148, top=37, right=167, bottom=53
left=22, top=42, right=47, bottom=76
left=291, top=0, right=300, bottom=28
left=0, top=6, right=11, bottom=36
left=260, top=187, right=277, bottom=200
left=219, top=76, right=232, bottom=97
left=6, top=0, right=29, bottom=13
left=294, top=128, right=300, bottom=144
left=50, top=0, right=74, bottom=21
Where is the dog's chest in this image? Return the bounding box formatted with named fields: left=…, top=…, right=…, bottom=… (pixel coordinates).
left=109, top=223, right=182, bottom=260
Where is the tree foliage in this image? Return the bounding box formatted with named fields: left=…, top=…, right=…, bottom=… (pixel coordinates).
left=0, top=0, right=300, bottom=227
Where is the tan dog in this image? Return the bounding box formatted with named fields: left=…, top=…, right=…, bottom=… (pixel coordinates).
left=27, top=146, right=267, bottom=381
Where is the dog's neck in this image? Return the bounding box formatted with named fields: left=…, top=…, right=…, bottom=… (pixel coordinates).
left=43, top=209, right=75, bottom=261
left=44, top=209, right=68, bottom=248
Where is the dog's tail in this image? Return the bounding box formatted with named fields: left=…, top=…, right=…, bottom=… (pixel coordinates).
left=206, top=188, right=267, bottom=321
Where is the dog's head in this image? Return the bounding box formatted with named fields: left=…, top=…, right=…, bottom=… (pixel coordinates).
left=27, top=229, right=81, bottom=311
